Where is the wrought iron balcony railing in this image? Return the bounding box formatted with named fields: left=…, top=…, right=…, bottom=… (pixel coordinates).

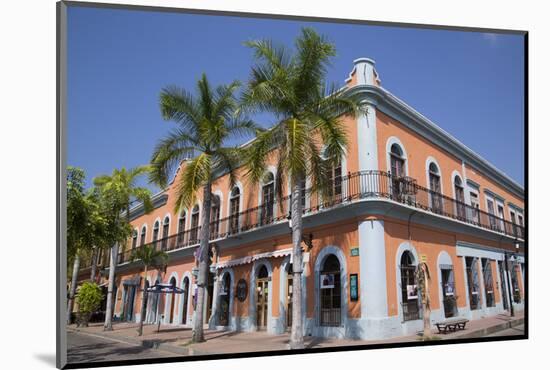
left=117, top=170, right=525, bottom=265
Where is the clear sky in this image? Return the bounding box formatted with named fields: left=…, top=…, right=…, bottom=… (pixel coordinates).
left=67, top=5, right=525, bottom=191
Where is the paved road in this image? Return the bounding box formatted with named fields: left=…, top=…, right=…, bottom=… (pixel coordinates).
left=485, top=324, right=525, bottom=337
left=67, top=330, right=178, bottom=365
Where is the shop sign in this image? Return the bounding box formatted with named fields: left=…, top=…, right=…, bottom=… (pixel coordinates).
left=320, top=274, right=335, bottom=289
left=350, top=274, right=358, bottom=301
left=236, top=279, right=248, bottom=302
left=351, top=248, right=359, bottom=257
left=420, top=254, right=427, bottom=263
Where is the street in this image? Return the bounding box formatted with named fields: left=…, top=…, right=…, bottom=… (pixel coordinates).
left=67, top=330, right=179, bottom=365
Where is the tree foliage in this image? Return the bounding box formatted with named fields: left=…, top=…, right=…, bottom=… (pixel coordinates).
left=241, top=27, right=364, bottom=198
left=150, top=73, right=259, bottom=212
left=76, top=282, right=104, bottom=314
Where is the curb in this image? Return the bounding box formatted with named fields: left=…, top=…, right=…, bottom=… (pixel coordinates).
left=453, top=318, right=524, bottom=339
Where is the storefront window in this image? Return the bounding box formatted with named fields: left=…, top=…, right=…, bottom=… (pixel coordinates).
left=440, top=265, right=457, bottom=318
left=482, top=258, right=495, bottom=307
left=466, top=257, right=480, bottom=310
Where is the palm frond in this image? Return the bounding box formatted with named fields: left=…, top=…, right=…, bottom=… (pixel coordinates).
left=174, top=153, right=211, bottom=213
left=149, top=128, right=200, bottom=188
left=293, top=28, right=336, bottom=106
left=159, top=86, right=201, bottom=130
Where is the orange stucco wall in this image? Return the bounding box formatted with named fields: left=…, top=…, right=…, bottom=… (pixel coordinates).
left=376, top=110, right=524, bottom=222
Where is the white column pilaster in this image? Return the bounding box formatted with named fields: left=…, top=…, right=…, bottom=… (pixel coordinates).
left=359, top=218, right=387, bottom=319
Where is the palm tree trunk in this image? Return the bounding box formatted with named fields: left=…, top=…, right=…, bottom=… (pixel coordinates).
left=67, top=252, right=81, bottom=325
left=137, top=265, right=149, bottom=336
left=192, top=183, right=212, bottom=343
left=103, top=243, right=119, bottom=331
left=289, top=180, right=305, bottom=349
left=420, top=263, right=431, bottom=338
left=90, top=246, right=98, bottom=282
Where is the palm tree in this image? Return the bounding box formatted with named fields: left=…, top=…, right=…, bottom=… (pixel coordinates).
left=150, top=73, right=257, bottom=343
left=94, top=166, right=153, bottom=331
left=131, top=245, right=169, bottom=336
left=241, top=28, right=363, bottom=349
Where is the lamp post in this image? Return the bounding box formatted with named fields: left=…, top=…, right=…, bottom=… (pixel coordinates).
left=504, top=240, right=520, bottom=317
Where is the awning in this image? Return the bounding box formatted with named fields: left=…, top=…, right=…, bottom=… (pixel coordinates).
left=147, top=283, right=185, bottom=294
left=215, top=248, right=293, bottom=269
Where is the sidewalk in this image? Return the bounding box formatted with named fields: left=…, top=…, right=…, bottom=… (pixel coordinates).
left=67, top=311, right=524, bottom=357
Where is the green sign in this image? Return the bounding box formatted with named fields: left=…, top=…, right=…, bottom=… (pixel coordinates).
left=351, top=248, right=359, bottom=257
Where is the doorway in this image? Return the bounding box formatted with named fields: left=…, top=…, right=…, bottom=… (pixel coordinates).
left=286, top=263, right=293, bottom=329
left=219, top=273, right=231, bottom=326
left=256, top=265, right=269, bottom=329
left=498, top=261, right=509, bottom=310
left=122, top=285, right=136, bottom=322
left=205, top=272, right=215, bottom=324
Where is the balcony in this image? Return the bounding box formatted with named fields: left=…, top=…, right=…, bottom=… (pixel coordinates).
left=117, top=170, right=525, bottom=265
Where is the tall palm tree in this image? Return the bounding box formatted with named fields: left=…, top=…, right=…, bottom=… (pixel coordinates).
left=150, top=73, right=257, bottom=343
left=131, top=245, right=169, bottom=336
left=242, top=28, right=363, bottom=349
left=94, top=166, right=153, bottom=331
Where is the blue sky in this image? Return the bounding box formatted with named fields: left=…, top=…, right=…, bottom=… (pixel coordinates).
left=67, top=6, right=525, bottom=191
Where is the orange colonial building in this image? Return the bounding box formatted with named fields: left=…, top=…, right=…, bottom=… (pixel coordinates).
left=102, top=58, right=525, bottom=340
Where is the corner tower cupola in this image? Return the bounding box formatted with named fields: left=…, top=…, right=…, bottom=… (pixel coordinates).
left=346, top=57, right=381, bottom=87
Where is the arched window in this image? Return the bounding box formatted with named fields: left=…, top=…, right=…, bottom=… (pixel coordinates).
left=140, top=226, right=147, bottom=246
left=390, top=143, right=406, bottom=199
left=161, top=216, right=170, bottom=250
left=210, top=195, right=221, bottom=238
left=152, top=220, right=160, bottom=247
left=454, top=176, right=466, bottom=219
left=400, top=251, right=420, bottom=321
left=190, top=205, right=200, bottom=244
left=320, top=255, right=341, bottom=326
left=322, top=147, right=342, bottom=203
left=181, top=277, right=190, bottom=324
left=219, top=273, right=231, bottom=326
left=229, top=187, right=240, bottom=234
left=260, top=172, right=275, bottom=226
left=428, top=162, right=443, bottom=213
left=390, top=144, right=405, bottom=176
left=131, top=229, right=138, bottom=250
left=168, top=277, right=177, bottom=324
left=256, top=265, right=270, bottom=328
left=177, top=211, right=186, bottom=246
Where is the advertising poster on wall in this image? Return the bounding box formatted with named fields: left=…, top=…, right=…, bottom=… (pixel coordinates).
left=407, top=284, right=418, bottom=300
left=320, top=274, right=335, bottom=289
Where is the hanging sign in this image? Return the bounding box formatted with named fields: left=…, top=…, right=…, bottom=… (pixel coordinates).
left=445, top=283, right=455, bottom=296
left=350, top=274, right=359, bottom=301
left=407, top=284, right=418, bottom=300
left=320, top=274, right=335, bottom=289
left=236, top=279, right=248, bottom=302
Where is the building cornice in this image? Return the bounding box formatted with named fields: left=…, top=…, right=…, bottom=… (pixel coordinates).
left=345, top=84, right=524, bottom=200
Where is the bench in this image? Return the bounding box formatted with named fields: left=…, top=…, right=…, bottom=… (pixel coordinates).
left=435, top=318, right=469, bottom=334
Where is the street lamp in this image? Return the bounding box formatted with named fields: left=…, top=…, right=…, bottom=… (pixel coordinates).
left=504, top=239, right=520, bottom=318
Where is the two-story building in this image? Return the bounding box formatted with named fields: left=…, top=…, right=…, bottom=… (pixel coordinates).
left=104, top=57, right=525, bottom=340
